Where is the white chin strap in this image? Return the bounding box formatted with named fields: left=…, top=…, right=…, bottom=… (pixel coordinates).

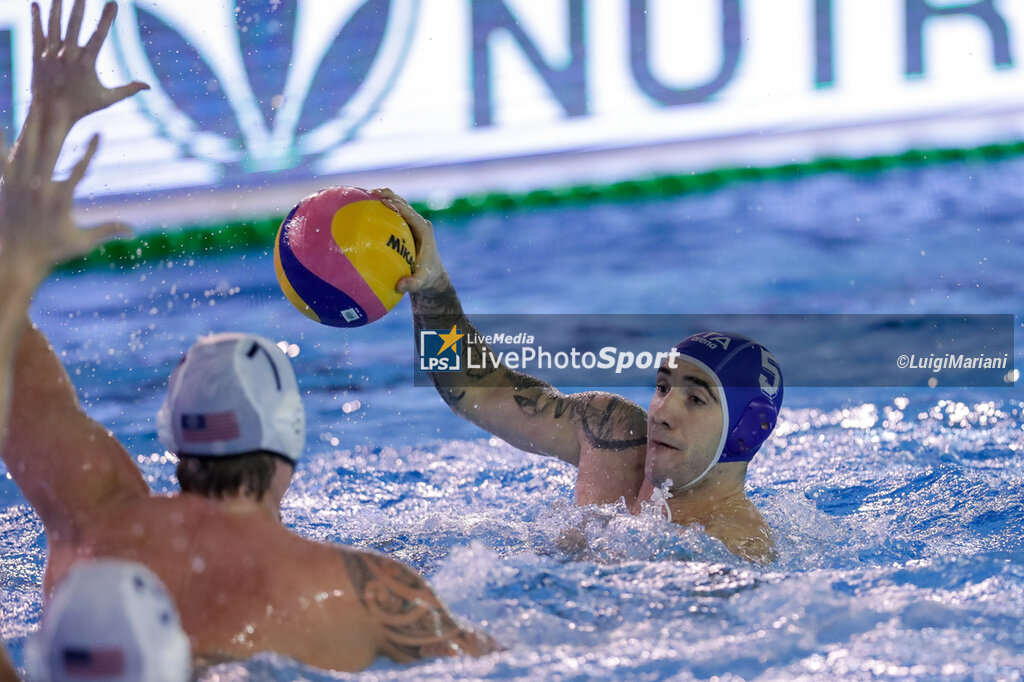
left=649, top=482, right=674, bottom=523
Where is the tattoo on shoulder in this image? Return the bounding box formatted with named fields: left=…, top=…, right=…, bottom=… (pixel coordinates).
left=513, top=387, right=647, bottom=451
left=341, top=550, right=466, bottom=661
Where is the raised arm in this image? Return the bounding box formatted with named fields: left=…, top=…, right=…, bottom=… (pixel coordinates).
left=1, top=0, right=149, bottom=534
left=377, top=190, right=647, bottom=502
left=0, top=156, right=39, bottom=465
left=340, top=549, right=500, bottom=662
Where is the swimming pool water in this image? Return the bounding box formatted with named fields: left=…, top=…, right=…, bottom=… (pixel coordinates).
left=2, top=157, right=1023, bottom=680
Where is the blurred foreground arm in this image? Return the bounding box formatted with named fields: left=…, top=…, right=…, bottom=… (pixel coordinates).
left=377, top=190, right=646, bottom=488
left=0, top=108, right=126, bottom=445
left=1, top=0, right=148, bottom=533
left=0, top=642, right=16, bottom=682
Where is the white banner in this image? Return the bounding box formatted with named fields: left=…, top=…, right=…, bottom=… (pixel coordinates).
left=2, top=0, right=1023, bottom=223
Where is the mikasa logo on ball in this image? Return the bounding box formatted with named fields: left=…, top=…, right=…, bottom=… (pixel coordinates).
left=386, top=234, right=416, bottom=269
left=111, top=0, right=420, bottom=171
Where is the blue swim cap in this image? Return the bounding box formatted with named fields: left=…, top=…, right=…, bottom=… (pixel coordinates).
left=673, top=332, right=783, bottom=466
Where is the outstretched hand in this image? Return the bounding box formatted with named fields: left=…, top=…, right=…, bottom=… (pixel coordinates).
left=32, top=0, right=149, bottom=120
left=373, top=188, right=449, bottom=295
left=28, top=0, right=149, bottom=175
left=0, top=112, right=130, bottom=286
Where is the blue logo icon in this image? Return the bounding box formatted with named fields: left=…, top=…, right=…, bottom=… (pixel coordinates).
left=419, top=327, right=463, bottom=372
left=111, top=0, right=420, bottom=172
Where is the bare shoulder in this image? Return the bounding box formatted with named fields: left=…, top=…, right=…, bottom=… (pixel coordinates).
left=335, top=548, right=500, bottom=662
left=703, top=501, right=777, bottom=564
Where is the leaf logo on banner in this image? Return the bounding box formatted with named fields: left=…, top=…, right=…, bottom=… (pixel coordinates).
left=111, top=0, right=419, bottom=171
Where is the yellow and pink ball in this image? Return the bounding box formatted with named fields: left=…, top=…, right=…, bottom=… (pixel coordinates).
left=274, top=187, right=416, bottom=327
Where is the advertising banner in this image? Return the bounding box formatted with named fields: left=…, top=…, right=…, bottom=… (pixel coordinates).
left=3, top=1, right=1024, bottom=222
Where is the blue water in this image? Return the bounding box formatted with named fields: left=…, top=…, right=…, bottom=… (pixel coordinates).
left=2, top=158, right=1023, bottom=680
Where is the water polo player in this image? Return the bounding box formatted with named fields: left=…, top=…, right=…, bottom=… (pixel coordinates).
left=0, top=1, right=496, bottom=672
left=380, top=189, right=783, bottom=563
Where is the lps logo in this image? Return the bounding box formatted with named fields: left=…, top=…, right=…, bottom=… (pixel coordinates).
left=419, top=326, right=463, bottom=372
left=111, top=0, right=420, bottom=171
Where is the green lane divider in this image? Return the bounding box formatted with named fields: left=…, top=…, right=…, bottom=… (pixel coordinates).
left=62, top=139, right=1024, bottom=272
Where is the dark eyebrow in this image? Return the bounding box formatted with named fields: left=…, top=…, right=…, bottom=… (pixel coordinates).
left=656, top=369, right=719, bottom=403
left=684, top=375, right=719, bottom=403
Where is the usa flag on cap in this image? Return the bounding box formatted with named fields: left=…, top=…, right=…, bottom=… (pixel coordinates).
left=62, top=647, right=125, bottom=675
left=180, top=412, right=241, bottom=443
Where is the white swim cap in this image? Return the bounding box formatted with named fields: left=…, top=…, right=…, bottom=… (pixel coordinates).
left=157, top=333, right=305, bottom=463
left=25, top=559, right=190, bottom=682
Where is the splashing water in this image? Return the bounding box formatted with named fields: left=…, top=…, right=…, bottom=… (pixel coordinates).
left=4, top=158, right=1024, bottom=679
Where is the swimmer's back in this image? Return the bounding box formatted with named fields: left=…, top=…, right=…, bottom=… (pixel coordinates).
left=45, top=493, right=428, bottom=671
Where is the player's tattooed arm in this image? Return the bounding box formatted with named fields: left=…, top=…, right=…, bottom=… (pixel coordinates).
left=341, top=550, right=501, bottom=661
left=512, top=385, right=647, bottom=450
left=382, top=189, right=645, bottom=466
left=544, top=390, right=646, bottom=450
left=411, top=281, right=646, bottom=462
left=410, top=279, right=505, bottom=409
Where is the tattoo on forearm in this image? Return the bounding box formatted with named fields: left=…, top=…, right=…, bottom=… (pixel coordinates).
left=411, top=283, right=504, bottom=407
left=410, top=282, right=461, bottom=317
left=434, top=384, right=467, bottom=409
left=341, top=550, right=468, bottom=661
